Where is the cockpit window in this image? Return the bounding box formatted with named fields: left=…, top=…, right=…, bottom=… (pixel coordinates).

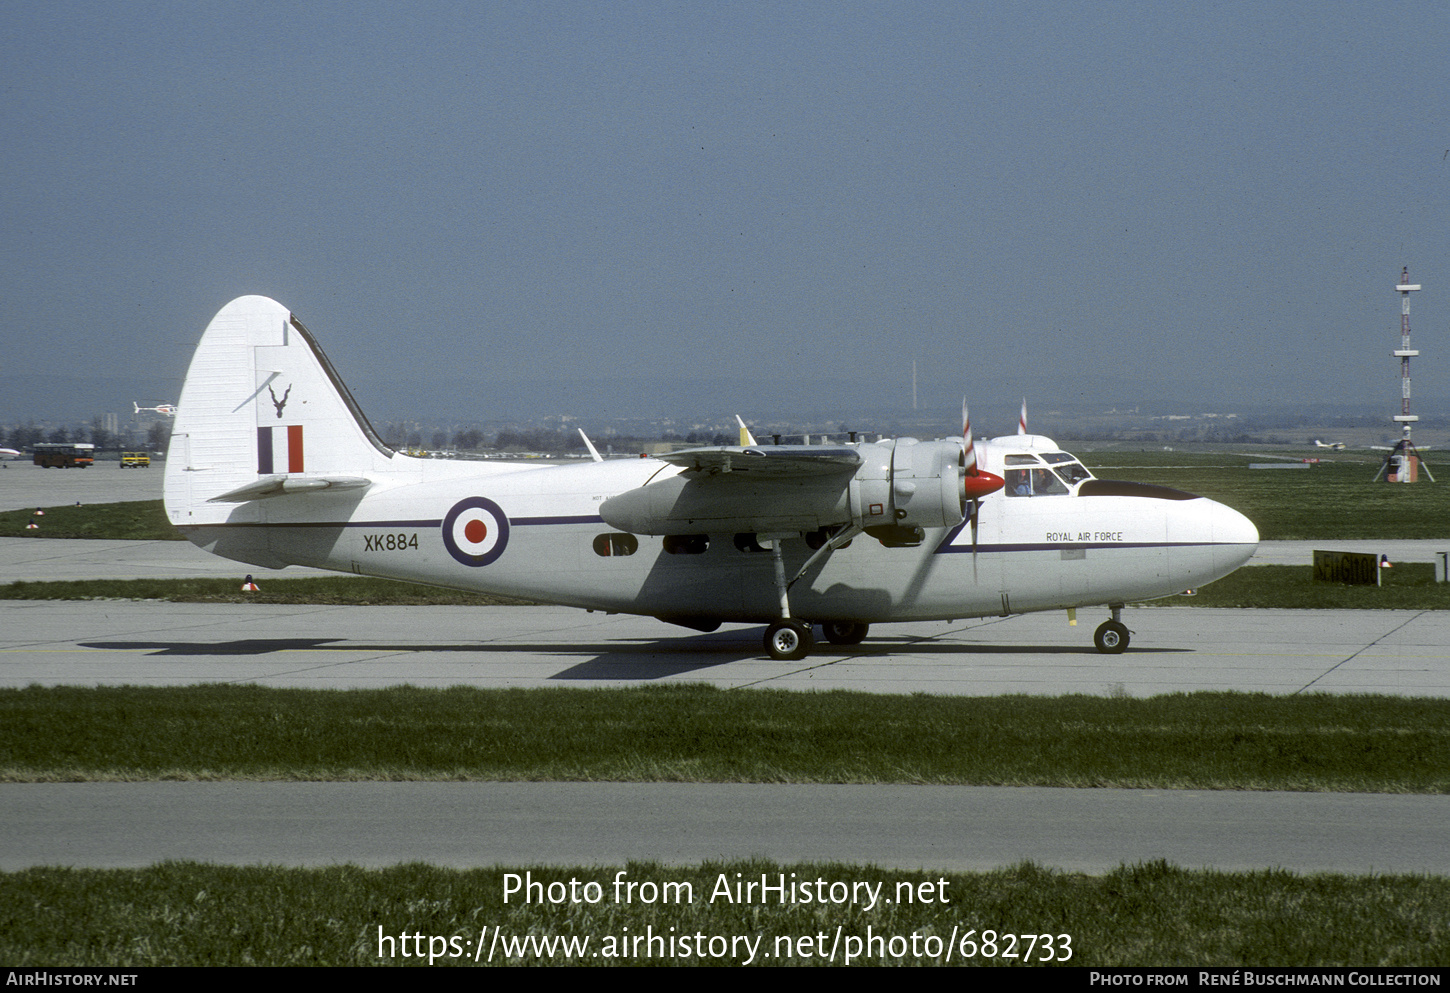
left=1003, top=454, right=1041, bottom=465
left=1054, top=462, right=1092, bottom=485
left=1032, top=468, right=1069, bottom=495
left=1036, top=452, right=1092, bottom=485
left=1005, top=467, right=1070, bottom=497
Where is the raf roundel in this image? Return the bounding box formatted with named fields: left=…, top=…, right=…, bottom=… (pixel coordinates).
left=442, top=497, right=510, bottom=567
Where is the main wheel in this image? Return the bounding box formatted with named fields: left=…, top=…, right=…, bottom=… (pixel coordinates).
left=821, top=620, right=869, bottom=645
left=765, top=620, right=814, bottom=661
left=1094, top=620, right=1130, bottom=654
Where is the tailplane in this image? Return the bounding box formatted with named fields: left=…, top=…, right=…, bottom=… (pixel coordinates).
left=164, top=296, right=396, bottom=525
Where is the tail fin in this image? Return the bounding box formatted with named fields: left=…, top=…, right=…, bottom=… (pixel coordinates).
left=164, top=296, right=395, bottom=524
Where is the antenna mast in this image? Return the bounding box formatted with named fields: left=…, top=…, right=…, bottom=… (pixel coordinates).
left=1393, top=266, right=1420, bottom=444
left=1374, top=267, right=1435, bottom=482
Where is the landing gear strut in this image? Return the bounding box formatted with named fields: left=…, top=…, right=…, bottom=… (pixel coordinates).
left=760, top=530, right=866, bottom=660
left=1094, top=604, right=1129, bottom=654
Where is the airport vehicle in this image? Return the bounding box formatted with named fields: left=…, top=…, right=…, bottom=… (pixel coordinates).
left=134, top=402, right=178, bottom=417
left=120, top=451, right=151, bottom=468
left=33, top=443, right=95, bottom=468
left=164, top=296, right=1258, bottom=660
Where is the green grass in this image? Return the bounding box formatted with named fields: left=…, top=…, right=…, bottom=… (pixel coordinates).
left=2, top=860, right=1447, bottom=966
left=1154, top=563, right=1450, bottom=609
left=4, top=685, right=1447, bottom=791
left=0, top=499, right=178, bottom=540
left=1083, top=453, right=1450, bottom=539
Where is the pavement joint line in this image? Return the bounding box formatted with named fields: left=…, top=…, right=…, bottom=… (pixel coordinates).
left=1292, top=610, right=1430, bottom=695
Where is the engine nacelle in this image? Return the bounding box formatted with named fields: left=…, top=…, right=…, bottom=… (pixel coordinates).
left=849, top=439, right=965, bottom=531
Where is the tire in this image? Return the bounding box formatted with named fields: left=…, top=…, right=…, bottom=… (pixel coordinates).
left=821, top=620, right=869, bottom=645
left=765, top=620, right=813, bottom=661
left=1094, top=620, right=1129, bottom=654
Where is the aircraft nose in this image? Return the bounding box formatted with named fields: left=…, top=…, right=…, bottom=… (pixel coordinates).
left=1208, top=499, right=1258, bottom=568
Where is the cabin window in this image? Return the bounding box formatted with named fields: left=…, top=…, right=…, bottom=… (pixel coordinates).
left=593, top=533, right=639, bottom=557
left=734, top=533, right=767, bottom=553
left=663, top=534, right=709, bottom=555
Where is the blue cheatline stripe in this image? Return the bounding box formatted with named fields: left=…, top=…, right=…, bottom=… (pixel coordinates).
left=186, top=515, right=605, bottom=530
left=187, top=520, right=442, bottom=529
left=936, top=539, right=1238, bottom=554
left=511, top=515, right=604, bottom=526
left=256, top=427, right=273, bottom=474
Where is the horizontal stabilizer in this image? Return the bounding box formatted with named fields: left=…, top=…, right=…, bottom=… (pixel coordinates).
left=207, top=475, right=373, bottom=503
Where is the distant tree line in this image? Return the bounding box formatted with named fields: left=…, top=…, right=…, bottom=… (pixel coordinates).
left=3, top=419, right=171, bottom=452
left=380, top=425, right=736, bottom=454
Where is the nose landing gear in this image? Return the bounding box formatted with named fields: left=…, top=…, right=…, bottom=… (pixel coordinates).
left=1094, top=604, right=1130, bottom=654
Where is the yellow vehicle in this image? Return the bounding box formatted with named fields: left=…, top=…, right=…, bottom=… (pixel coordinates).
left=120, top=451, right=151, bottom=469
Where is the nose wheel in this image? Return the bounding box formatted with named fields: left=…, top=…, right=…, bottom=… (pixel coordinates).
left=765, top=619, right=814, bottom=661
left=1094, top=619, right=1130, bottom=654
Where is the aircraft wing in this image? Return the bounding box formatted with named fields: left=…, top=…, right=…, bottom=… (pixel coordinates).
left=657, top=445, right=862, bottom=477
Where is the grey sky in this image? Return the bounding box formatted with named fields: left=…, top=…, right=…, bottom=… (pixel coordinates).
left=4, top=1, right=1447, bottom=429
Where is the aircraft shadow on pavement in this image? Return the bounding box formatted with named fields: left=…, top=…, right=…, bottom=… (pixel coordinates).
left=81, top=639, right=344, bottom=656
left=80, top=633, right=1190, bottom=681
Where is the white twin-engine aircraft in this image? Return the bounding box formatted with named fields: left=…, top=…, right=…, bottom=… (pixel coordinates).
left=164, top=296, right=1259, bottom=661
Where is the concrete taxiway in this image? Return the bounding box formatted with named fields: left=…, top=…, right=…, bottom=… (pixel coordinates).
left=2, top=599, right=1449, bottom=695
left=0, top=459, right=164, bottom=512
left=6, top=782, right=1447, bottom=874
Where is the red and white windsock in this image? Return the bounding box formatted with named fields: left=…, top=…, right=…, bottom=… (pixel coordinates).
left=962, top=398, right=977, bottom=473
left=1018, top=398, right=1027, bottom=435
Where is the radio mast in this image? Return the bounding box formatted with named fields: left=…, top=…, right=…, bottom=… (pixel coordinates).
left=1374, top=267, right=1435, bottom=482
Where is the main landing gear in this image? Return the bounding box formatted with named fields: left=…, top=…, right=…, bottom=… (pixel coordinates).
left=765, top=619, right=813, bottom=661
left=1093, top=604, right=1130, bottom=654
left=821, top=620, right=869, bottom=645
left=761, top=529, right=868, bottom=661
left=763, top=619, right=871, bottom=660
